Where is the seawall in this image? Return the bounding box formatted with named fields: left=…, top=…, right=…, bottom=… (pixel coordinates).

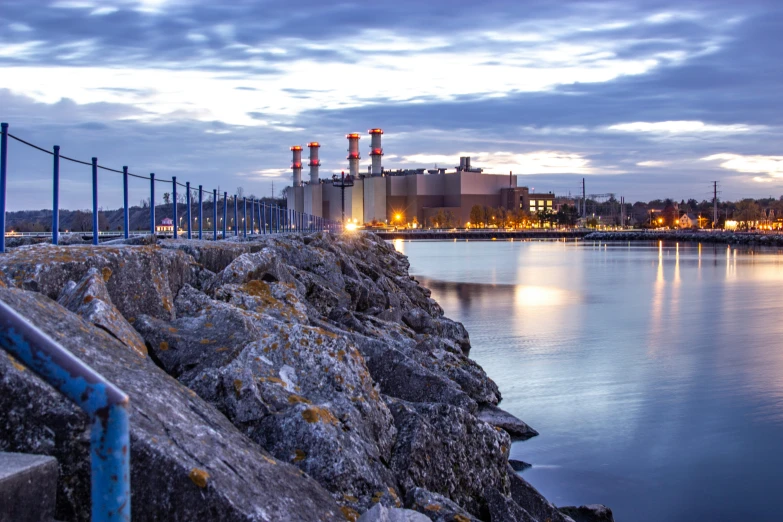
left=0, top=232, right=612, bottom=521
left=585, top=230, right=783, bottom=246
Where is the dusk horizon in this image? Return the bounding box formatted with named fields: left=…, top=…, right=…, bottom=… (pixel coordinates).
left=2, top=0, right=782, bottom=211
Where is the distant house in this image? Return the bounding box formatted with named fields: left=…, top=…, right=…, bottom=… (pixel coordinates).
left=156, top=217, right=174, bottom=233
left=679, top=213, right=700, bottom=229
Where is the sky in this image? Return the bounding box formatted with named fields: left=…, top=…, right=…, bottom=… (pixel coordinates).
left=1, top=0, right=783, bottom=210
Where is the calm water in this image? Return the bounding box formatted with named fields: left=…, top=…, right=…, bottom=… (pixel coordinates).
left=394, top=239, right=783, bottom=522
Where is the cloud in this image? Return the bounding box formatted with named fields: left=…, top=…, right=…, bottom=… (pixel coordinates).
left=637, top=160, right=670, bottom=167
left=701, top=153, right=783, bottom=179
left=608, top=121, right=760, bottom=134
left=401, top=151, right=593, bottom=175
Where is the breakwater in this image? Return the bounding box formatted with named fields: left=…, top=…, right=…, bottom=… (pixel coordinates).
left=584, top=230, right=783, bottom=246
left=0, top=233, right=612, bottom=521
left=375, top=230, right=591, bottom=241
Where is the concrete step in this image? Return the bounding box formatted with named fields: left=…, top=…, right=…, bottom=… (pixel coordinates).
left=0, top=452, right=58, bottom=522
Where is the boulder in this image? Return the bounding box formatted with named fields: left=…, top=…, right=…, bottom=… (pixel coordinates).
left=0, top=287, right=344, bottom=521
left=508, top=459, right=532, bottom=472
left=507, top=466, right=573, bottom=522
left=559, top=505, right=615, bottom=522
left=358, top=503, right=431, bottom=522
left=484, top=488, right=537, bottom=522
left=0, top=244, right=199, bottom=321
left=404, top=488, right=479, bottom=522
left=182, top=318, right=400, bottom=514
left=387, top=399, right=510, bottom=517
left=159, top=239, right=256, bottom=273
left=204, top=249, right=299, bottom=294
left=476, top=404, right=538, bottom=441
left=357, top=337, right=477, bottom=413
left=57, top=267, right=147, bottom=357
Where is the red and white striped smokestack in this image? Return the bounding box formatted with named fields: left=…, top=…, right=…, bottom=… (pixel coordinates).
left=308, top=142, right=321, bottom=183
left=346, top=133, right=361, bottom=178
left=369, top=128, right=383, bottom=177
left=290, top=145, right=303, bottom=187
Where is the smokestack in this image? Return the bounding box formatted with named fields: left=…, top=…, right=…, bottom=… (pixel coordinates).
left=346, top=133, right=361, bottom=178
left=308, top=142, right=320, bottom=183
left=465, top=157, right=471, bottom=171
left=290, top=145, right=303, bottom=187
left=369, top=128, right=383, bottom=176
left=459, top=157, right=467, bottom=170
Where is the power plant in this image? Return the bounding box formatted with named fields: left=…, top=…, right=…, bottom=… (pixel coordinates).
left=285, top=128, right=555, bottom=226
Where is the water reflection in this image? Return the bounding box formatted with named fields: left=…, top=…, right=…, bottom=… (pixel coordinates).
left=397, top=240, right=783, bottom=522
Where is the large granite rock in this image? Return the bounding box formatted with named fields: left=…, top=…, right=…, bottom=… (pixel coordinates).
left=484, top=488, right=537, bottom=522
left=57, top=267, right=147, bottom=357
left=476, top=404, right=538, bottom=441
left=0, top=244, right=199, bottom=321
left=357, top=503, right=430, bottom=522
left=0, top=287, right=344, bottom=522
left=404, top=488, right=479, bottom=522
left=387, top=398, right=511, bottom=517
left=559, top=505, right=615, bottom=522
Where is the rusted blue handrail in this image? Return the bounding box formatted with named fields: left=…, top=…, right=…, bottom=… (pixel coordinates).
left=0, top=299, right=131, bottom=522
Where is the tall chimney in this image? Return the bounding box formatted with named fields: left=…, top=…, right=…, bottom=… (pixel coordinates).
left=346, top=133, right=361, bottom=178
left=369, top=128, right=383, bottom=177
left=308, top=142, right=320, bottom=183
left=290, top=145, right=303, bottom=186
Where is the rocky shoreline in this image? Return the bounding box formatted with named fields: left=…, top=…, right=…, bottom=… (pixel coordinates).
left=585, top=230, right=783, bottom=246
left=0, top=232, right=612, bottom=521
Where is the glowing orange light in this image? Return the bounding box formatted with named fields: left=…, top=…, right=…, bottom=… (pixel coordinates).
left=290, top=145, right=303, bottom=151
left=369, top=128, right=384, bottom=134
left=346, top=133, right=361, bottom=139
left=307, top=142, right=320, bottom=147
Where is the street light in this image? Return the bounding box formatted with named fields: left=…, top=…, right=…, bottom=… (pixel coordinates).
left=331, top=171, right=354, bottom=226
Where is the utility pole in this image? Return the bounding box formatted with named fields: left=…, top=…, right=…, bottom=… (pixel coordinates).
left=712, top=181, right=719, bottom=228
left=582, top=178, right=586, bottom=219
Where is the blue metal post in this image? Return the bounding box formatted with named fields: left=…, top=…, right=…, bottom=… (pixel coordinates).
left=172, top=177, right=178, bottom=240
left=250, top=198, right=254, bottom=234
left=0, top=300, right=131, bottom=522
left=92, top=157, right=99, bottom=245
left=243, top=197, right=247, bottom=237
left=198, top=185, right=203, bottom=240
left=233, top=195, right=238, bottom=236
left=212, top=189, right=217, bottom=240
left=150, top=173, right=155, bottom=236
left=186, top=182, right=192, bottom=239
left=0, top=122, right=7, bottom=253
left=52, top=146, right=60, bottom=245
left=261, top=202, right=266, bottom=234
left=222, top=192, right=227, bottom=239
left=122, top=167, right=129, bottom=239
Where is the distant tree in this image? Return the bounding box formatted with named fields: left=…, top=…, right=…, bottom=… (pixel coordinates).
left=163, top=192, right=171, bottom=205
left=469, top=205, right=483, bottom=228
left=236, top=186, right=245, bottom=199
left=73, top=210, right=91, bottom=232
left=444, top=210, right=457, bottom=228
left=140, top=198, right=149, bottom=208
left=537, top=208, right=555, bottom=228
left=482, top=206, right=493, bottom=227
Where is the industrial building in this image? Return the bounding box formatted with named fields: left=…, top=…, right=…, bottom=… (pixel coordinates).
left=285, top=129, right=554, bottom=226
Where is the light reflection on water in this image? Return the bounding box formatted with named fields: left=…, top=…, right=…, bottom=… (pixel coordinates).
left=394, top=239, right=783, bottom=522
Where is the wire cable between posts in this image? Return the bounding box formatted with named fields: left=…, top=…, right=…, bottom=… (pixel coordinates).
left=2, top=128, right=334, bottom=235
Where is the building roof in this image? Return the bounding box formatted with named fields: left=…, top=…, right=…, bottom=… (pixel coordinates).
left=161, top=217, right=173, bottom=225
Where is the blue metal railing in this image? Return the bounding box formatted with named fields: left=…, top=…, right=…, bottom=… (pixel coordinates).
left=0, top=122, right=342, bottom=252
left=0, top=299, right=131, bottom=521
